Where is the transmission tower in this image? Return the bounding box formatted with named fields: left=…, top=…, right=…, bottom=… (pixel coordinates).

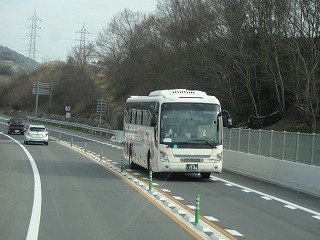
left=27, top=10, right=41, bottom=70
left=77, top=23, right=89, bottom=65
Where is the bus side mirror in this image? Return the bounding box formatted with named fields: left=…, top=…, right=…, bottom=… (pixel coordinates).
left=220, top=110, right=232, bottom=128
left=226, top=118, right=233, bottom=128
left=150, top=115, right=157, bottom=127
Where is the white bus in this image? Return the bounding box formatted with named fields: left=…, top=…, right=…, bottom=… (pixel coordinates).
left=123, top=89, right=232, bottom=179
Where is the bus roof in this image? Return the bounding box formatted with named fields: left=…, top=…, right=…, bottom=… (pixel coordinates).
left=149, top=89, right=207, bottom=97
left=127, top=89, right=220, bottom=105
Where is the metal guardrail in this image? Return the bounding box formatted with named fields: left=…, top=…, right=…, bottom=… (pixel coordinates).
left=26, top=116, right=124, bottom=142
left=26, top=116, right=319, bottom=166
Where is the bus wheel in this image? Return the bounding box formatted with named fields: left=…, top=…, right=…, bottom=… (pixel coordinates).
left=129, top=148, right=136, bottom=169
left=201, top=172, right=211, bottom=179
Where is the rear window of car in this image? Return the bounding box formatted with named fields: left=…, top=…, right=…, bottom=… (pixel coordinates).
left=30, top=127, right=46, bottom=132
left=11, top=119, right=23, bottom=124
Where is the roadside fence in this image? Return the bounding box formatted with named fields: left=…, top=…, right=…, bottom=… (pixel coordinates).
left=223, top=128, right=320, bottom=167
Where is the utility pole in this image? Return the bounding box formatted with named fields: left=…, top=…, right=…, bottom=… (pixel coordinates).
left=26, top=10, right=41, bottom=70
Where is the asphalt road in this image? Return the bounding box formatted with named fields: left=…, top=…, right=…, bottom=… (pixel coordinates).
left=0, top=119, right=319, bottom=240
left=0, top=124, right=198, bottom=240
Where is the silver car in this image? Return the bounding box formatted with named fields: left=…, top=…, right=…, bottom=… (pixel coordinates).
left=24, top=124, right=49, bottom=145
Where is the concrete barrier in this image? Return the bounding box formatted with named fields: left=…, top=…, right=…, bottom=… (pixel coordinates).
left=223, top=150, right=320, bottom=197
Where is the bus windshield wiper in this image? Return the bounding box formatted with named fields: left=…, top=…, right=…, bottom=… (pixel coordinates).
left=187, top=139, right=217, bottom=148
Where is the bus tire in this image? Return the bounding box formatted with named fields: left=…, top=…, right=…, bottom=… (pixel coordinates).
left=201, top=172, right=211, bottom=179
left=129, top=147, right=136, bottom=169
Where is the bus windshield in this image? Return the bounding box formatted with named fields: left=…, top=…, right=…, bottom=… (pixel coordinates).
left=160, top=103, right=221, bottom=148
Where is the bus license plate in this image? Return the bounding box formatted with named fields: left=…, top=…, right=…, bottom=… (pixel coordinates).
left=186, top=164, right=198, bottom=171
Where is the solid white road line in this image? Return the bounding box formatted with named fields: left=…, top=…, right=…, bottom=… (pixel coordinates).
left=5, top=135, right=42, bottom=240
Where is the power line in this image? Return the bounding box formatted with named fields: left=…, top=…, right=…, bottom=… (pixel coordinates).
left=26, top=10, right=41, bottom=70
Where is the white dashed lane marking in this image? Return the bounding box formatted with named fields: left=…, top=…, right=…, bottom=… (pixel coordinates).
left=213, top=176, right=320, bottom=220
left=225, top=230, right=244, bottom=237
left=204, top=216, right=219, bottom=222
left=161, top=189, right=171, bottom=192
left=261, top=196, right=273, bottom=200
left=312, top=215, right=320, bottom=220
left=187, top=205, right=196, bottom=210
left=284, top=205, right=298, bottom=210
left=173, top=196, right=184, bottom=200
left=241, top=189, right=252, bottom=193
left=225, top=183, right=234, bottom=186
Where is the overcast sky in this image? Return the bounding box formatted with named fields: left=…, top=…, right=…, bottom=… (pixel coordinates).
left=0, top=0, right=158, bottom=62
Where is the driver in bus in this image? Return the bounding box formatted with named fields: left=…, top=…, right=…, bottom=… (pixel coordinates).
left=165, top=127, right=177, bottom=137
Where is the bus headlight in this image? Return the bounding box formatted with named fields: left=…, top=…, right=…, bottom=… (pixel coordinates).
left=215, top=152, right=222, bottom=162
left=160, top=151, right=168, bottom=162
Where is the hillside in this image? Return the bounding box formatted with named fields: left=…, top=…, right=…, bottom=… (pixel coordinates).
left=263, top=109, right=320, bottom=134
left=0, top=45, right=38, bottom=72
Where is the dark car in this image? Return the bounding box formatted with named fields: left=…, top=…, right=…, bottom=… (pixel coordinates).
left=7, top=118, right=25, bottom=135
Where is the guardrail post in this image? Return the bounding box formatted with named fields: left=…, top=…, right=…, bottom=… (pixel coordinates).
left=228, top=128, right=232, bottom=150
left=282, top=131, right=286, bottom=160
left=58, top=133, right=61, bottom=142
left=195, top=194, right=200, bottom=226
left=269, top=130, right=273, bottom=157
left=247, top=128, right=251, bottom=153
left=295, top=132, right=300, bottom=161
left=84, top=142, right=87, bottom=153
left=237, top=128, right=241, bottom=151
left=258, top=129, right=261, bottom=155
left=311, top=132, right=315, bottom=165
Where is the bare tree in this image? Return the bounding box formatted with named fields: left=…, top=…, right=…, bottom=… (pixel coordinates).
left=67, top=42, right=96, bottom=69
left=285, top=0, right=320, bottom=131
left=91, top=0, right=320, bottom=129
left=96, top=9, right=152, bottom=97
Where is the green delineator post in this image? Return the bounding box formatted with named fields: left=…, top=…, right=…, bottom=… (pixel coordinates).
left=100, top=149, right=103, bottom=161
left=195, top=194, right=200, bottom=225
left=121, top=157, right=124, bottom=172
left=148, top=169, right=153, bottom=192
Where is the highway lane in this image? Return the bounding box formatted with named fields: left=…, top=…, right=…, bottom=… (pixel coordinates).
left=0, top=125, right=199, bottom=240
left=45, top=124, right=320, bottom=240
left=0, top=135, right=33, bottom=240
left=1, top=120, right=320, bottom=239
